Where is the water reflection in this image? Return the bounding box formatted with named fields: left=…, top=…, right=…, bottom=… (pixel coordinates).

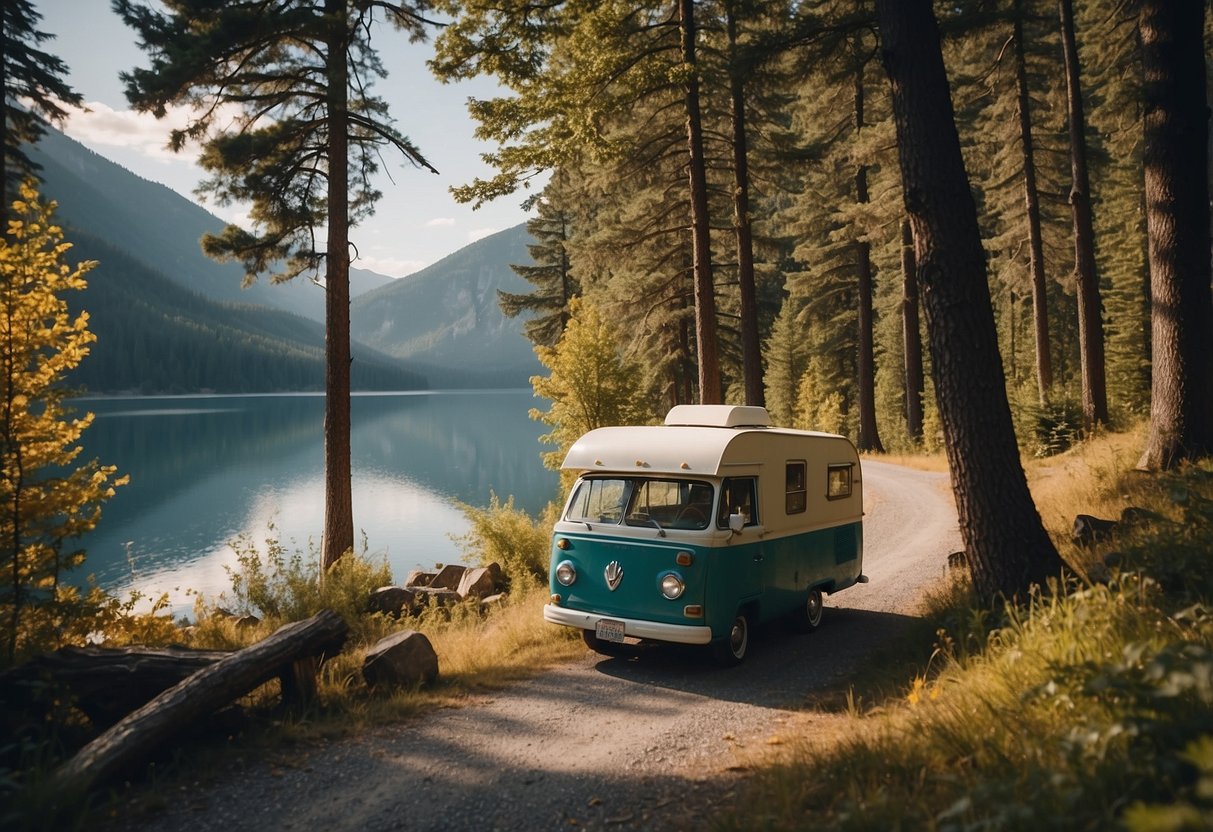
left=73, top=390, right=559, bottom=614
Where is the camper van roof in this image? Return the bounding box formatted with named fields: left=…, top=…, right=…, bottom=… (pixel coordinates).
left=561, top=408, right=847, bottom=476
left=664, top=405, right=771, bottom=428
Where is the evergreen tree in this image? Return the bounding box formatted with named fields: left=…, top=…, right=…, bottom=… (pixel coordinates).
left=115, top=0, right=437, bottom=569
left=1136, top=0, right=1213, bottom=470
left=499, top=171, right=580, bottom=349
left=0, top=185, right=125, bottom=663
left=875, top=0, right=1065, bottom=600
left=0, top=1, right=82, bottom=207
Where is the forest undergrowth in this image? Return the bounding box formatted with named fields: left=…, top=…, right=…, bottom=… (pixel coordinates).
left=718, top=429, right=1213, bottom=831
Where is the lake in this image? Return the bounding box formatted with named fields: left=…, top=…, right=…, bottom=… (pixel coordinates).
left=72, top=390, right=560, bottom=616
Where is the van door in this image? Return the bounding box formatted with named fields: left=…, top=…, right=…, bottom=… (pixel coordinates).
left=718, top=476, right=763, bottom=602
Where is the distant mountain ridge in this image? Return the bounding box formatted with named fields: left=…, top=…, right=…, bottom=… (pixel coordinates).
left=26, top=127, right=540, bottom=392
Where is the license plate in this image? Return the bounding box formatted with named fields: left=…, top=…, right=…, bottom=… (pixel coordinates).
left=596, top=619, right=626, bottom=643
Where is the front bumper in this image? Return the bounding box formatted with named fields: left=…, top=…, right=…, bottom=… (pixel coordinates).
left=543, top=603, right=713, bottom=645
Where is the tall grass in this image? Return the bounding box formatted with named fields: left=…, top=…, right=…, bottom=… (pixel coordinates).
left=718, top=432, right=1213, bottom=831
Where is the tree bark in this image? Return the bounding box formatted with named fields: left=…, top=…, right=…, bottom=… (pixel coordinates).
left=854, top=54, right=884, bottom=454
left=49, top=610, right=348, bottom=796
left=726, top=2, right=764, bottom=408
left=678, top=0, right=722, bottom=405
left=1059, top=0, right=1109, bottom=429
left=1136, top=0, right=1213, bottom=470
left=900, top=219, right=924, bottom=441
left=875, top=0, right=1065, bottom=601
left=322, top=0, right=354, bottom=570
left=1013, top=0, right=1053, bottom=402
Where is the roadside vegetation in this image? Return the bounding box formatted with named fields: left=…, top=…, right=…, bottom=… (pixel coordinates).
left=718, top=430, right=1213, bottom=831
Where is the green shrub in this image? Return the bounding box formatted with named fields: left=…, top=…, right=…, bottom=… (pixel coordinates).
left=452, top=494, right=558, bottom=589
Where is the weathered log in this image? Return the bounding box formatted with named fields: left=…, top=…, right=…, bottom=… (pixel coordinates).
left=0, top=645, right=231, bottom=727
left=49, top=609, right=348, bottom=796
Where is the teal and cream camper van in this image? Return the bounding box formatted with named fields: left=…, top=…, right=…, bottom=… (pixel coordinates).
left=543, top=405, right=866, bottom=664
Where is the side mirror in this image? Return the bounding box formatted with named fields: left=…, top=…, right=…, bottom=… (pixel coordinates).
left=728, top=513, right=745, bottom=533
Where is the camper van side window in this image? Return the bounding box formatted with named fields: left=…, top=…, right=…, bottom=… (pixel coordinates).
left=827, top=464, right=853, bottom=500
left=786, top=461, right=807, bottom=514
left=717, top=477, right=759, bottom=528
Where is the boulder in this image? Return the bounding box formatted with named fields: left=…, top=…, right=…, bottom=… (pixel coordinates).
left=457, top=563, right=506, bottom=599
left=368, top=586, right=417, bottom=618
left=429, top=564, right=468, bottom=591
left=1072, top=514, right=1117, bottom=546
left=362, top=630, right=439, bottom=689
left=479, top=593, right=507, bottom=613
left=412, top=587, right=462, bottom=608
left=404, top=570, right=434, bottom=589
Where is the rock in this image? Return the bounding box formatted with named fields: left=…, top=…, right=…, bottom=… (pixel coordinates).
left=404, top=570, right=434, bottom=589
left=946, top=551, right=966, bottom=570
left=368, top=586, right=416, bottom=618
left=362, top=630, right=439, bottom=689
left=1072, top=514, right=1117, bottom=546
left=429, top=564, right=468, bottom=591
left=479, top=593, right=507, bottom=612
left=1118, top=506, right=1160, bottom=527
left=235, top=614, right=261, bottom=629
left=457, top=563, right=506, bottom=599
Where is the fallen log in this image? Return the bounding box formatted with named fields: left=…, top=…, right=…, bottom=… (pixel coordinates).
left=49, top=609, right=348, bottom=796
left=1, top=645, right=231, bottom=728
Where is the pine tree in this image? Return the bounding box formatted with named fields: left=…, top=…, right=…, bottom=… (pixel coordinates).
left=116, top=0, right=437, bottom=569
left=1, top=1, right=82, bottom=207
left=0, top=185, right=125, bottom=663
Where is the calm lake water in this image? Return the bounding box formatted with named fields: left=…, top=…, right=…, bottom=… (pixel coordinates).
left=72, top=390, right=559, bottom=616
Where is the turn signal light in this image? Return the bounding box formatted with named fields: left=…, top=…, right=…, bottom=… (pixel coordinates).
left=556, top=538, right=571, bottom=550
left=683, top=605, right=704, bottom=618
left=675, top=551, right=694, bottom=566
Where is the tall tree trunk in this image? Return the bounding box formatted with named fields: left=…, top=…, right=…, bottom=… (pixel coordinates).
left=900, top=219, right=924, bottom=442
left=875, top=0, right=1065, bottom=601
left=854, top=54, right=884, bottom=453
left=678, top=0, right=721, bottom=404
left=1013, top=0, right=1052, bottom=402
left=726, top=3, right=763, bottom=408
left=322, top=0, right=354, bottom=570
left=1136, top=0, right=1213, bottom=470
left=1059, top=0, right=1108, bottom=429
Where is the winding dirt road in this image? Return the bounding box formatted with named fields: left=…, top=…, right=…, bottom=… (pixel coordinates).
left=121, top=460, right=961, bottom=832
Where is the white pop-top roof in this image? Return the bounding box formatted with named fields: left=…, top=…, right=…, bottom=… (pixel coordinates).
left=561, top=406, right=844, bottom=476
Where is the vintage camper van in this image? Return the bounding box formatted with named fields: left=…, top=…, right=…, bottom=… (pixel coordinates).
left=543, top=405, right=866, bottom=664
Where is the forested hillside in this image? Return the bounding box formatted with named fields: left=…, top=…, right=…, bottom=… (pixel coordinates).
left=65, top=230, right=426, bottom=394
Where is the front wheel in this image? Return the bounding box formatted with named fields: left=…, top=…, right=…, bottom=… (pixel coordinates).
left=791, top=588, right=825, bottom=634
left=582, top=627, right=629, bottom=657
left=712, top=612, right=750, bottom=666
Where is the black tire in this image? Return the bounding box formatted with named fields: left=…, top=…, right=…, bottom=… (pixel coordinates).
left=712, top=612, right=750, bottom=666
left=791, top=588, right=825, bottom=634
left=582, top=627, right=629, bottom=657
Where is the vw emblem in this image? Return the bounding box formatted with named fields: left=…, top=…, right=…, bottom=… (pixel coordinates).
left=604, top=560, right=624, bottom=591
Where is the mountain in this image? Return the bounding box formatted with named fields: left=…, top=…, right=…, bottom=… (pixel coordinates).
left=29, top=128, right=393, bottom=323
left=351, top=224, right=542, bottom=387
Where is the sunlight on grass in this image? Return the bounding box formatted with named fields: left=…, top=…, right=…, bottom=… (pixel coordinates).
left=718, top=427, right=1213, bottom=831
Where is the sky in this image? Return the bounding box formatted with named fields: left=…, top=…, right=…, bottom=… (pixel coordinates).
left=33, top=0, right=534, bottom=278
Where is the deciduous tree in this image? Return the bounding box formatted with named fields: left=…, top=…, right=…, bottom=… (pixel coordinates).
left=0, top=185, right=125, bottom=663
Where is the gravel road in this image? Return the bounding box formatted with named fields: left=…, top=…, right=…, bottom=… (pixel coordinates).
left=117, top=460, right=961, bottom=832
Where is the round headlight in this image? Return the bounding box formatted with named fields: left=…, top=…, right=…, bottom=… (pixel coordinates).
left=555, top=560, right=577, bottom=587
left=660, top=572, right=685, bottom=600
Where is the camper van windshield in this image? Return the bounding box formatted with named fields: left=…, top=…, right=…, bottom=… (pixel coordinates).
left=566, top=477, right=714, bottom=531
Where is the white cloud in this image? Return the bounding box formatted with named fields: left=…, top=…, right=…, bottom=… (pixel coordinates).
left=467, top=227, right=499, bottom=243
left=60, top=99, right=203, bottom=164
left=424, top=217, right=456, bottom=228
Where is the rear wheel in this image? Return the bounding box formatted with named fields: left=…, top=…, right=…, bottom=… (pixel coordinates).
left=791, top=588, right=825, bottom=634
left=712, top=612, right=750, bottom=666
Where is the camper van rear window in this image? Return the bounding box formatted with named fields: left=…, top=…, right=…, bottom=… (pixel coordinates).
left=566, top=477, right=714, bottom=531
left=786, top=461, right=807, bottom=514
left=827, top=464, right=853, bottom=500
